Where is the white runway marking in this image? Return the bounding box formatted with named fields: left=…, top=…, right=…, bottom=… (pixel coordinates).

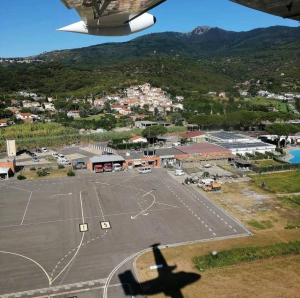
left=155, top=202, right=181, bottom=208
left=51, top=193, right=72, bottom=197
left=0, top=250, right=51, bottom=285
left=131, top=190, right=156, bottom=220
left=50, top=189, right=87, bottom=285
left=21, top=191, right=33, bottom=225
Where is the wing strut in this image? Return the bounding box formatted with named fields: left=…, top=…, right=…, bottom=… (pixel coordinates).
left=88, top=0, right=114, bottom=19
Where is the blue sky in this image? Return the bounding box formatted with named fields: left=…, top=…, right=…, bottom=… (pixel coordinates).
left=0, top=0, right=298, bottom=58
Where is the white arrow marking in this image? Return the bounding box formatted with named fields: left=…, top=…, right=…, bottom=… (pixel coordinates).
left=131, top=190, right=156, bottom=219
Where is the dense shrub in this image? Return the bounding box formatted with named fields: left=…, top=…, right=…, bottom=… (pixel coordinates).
left=17, top=174, right=26, bottom=180
left=67, top=170, right=75, bottom=177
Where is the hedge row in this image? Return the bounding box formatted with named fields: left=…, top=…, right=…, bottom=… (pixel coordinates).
left=0, top=126, right=186, bottom=152
left=251, top=163, right=300, bottom=173
left=193, top=241, right=300, bottom=271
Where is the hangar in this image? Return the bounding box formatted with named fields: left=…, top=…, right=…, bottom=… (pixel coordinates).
left=87, top=155, right=125, bottom=172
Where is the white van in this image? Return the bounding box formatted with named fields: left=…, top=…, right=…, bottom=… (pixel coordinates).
left=175, top=169, right=185, bottom=176
left=138, top=167, right=152, bottom=174
left=198, top=179, right=214, bottom=187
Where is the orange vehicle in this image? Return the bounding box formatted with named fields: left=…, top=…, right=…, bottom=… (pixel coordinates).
left=95, top=165, right=104, bottom=173
left=202, top=183, right=221, bottom=192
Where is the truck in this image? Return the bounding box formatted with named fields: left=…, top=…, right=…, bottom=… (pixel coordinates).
left=202, top=183, right=221, bottom=192
left=73, top=158, right=87, bottom=170
left=185, top=176, right=199, bottom=185
left=95, top=164, right=104, bottom=173
left=103, top=163, right=112, bottom=172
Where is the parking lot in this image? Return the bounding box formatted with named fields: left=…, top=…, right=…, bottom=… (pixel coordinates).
left=0, top=169, right=250, bottom=297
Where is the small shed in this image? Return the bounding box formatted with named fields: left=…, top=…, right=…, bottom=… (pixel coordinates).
left=234, top=159, right=252, bottom=169
left=0, top=167, right=12, bottom=180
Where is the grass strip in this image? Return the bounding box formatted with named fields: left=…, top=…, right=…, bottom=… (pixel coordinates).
left=193, top=241, right=300, bottom=271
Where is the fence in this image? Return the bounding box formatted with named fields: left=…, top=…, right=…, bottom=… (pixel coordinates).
left=88, top=144, right=116, bottom=154
left=251, top=163, right=300, bottom=173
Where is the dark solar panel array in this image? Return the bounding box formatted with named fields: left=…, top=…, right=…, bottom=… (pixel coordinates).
left=216, top=142, right=274, bottom=149
left=209, top=132, right=247, bottom=140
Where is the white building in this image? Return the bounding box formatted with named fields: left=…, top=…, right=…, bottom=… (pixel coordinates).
left=217, top=142, right=276, bottom=156
left=67, top=111, right=81, bottom=118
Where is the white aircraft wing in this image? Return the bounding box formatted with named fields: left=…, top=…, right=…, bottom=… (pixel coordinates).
left=230, top=0, right=300, bottom=21
left=59, top=0, right=166, bottom=36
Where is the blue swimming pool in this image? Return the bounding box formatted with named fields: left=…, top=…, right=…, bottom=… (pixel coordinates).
left=289, top=150, right=300, bottom=164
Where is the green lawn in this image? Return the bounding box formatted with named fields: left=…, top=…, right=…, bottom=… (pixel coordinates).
left=253, top=159, right=282, bottom=167
left=279, top=102, right=288, bottom=112
left=252, top=170, right=300, bottom=193
left=75, top=114, right=104, bottom=121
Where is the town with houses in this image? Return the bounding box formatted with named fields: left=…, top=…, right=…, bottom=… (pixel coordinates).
left=1, top=82, right=300, bottom=128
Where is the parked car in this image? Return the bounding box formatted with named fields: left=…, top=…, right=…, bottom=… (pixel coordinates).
left=52, top=152, right=59, bottom=158
left=57, top=159, right=71, bottom=165
left=31, top=153, right=37, bottom=157
left=204, top=164, right=212, bottom=168
left=32, top=157, right=39, bottom=162
left=104, top=163, right=112, bottom=172
left=58, top=154, right=65, bottom=159
left=113, top=163, right=122, bottom=172
left=41, top=147, right=48, bottom=153
left=35, top=149, right=42, bottom=153
left=95, top=164, right=104, bottom=173
left=175, top=169, right=185, bottom=176
left=139, top=167, right=152, bottom=174
left=172, top=142, right=181, bottom=147
left=197, top=179, right=215, bottom=188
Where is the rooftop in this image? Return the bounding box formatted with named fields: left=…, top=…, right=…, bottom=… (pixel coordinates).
left=216, top=142, right=276, bottom=149
left=89, top=155, right=125, bottom=163
left=181, top=131, right=205, bottom=138
left=207, top=132, right=249, bottom=141
left=176, top=143, right=231, bottom=155
left=155, top=148, right=185, bottom=157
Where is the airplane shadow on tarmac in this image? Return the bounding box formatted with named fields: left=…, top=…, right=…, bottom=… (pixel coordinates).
left=119, top=243, right=201, bottom=298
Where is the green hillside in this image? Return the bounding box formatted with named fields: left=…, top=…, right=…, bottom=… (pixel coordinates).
left=1, top=25, right=299, bottom=97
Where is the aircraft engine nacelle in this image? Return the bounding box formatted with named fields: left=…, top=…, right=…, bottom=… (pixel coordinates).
left=57, top=13, right=156, bottom=36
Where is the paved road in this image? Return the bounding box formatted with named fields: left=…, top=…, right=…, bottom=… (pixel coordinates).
left=0, top=169, right=250, bottom=297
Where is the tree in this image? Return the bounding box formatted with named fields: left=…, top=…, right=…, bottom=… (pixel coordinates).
left=265, top=124, right=299, bottom=136
left=143, top=104, right=149, bottom=114
left=170, top=112, right=182, bottom=125
left=142, top=125, right=167, bottom=140
left=79, top=107, right=89, bottom=118
left=104, top=101, right=111, bottom=112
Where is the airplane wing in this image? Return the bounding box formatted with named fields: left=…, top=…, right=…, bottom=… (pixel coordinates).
left=230, top=0, right=300, bottom=21
left=59, top=0, right=166, bottom=36
left=151, top=244, right=177, bottom=277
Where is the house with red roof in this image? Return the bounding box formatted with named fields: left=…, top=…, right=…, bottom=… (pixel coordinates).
left=130, top=136, right=148, bottom=143
left=0, top=119, right=8, bottom=127
left=181, top=131, right=206, bottom=143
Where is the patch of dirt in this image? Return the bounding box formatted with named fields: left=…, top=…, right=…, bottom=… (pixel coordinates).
left=136, top=229, right=300, bottom=298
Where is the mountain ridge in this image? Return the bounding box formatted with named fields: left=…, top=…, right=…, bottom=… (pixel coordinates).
left=29, top=25, right=299, bottom=68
